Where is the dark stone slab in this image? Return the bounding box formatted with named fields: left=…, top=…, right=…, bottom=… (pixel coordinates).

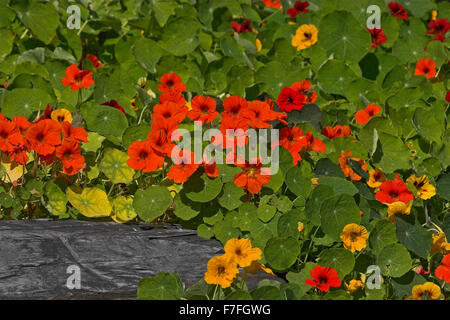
left=0, top=220, right=280, bottom=299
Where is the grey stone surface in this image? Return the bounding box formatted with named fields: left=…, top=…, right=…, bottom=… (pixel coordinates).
left=0, top=220, right=280, bottom=299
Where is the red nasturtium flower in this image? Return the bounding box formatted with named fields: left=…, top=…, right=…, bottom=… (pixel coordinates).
left=435, top=254, right=450, bottom=283
left=188, top=96, right=218, bottom=123
left=427, top=18, right=450, bottom=42
left=367, top=28, right=387, bottom=49
left=414, top=58, right=437, bottom=79
left=157, top=73, right=186, bottom=93
left=148, top=119, right=178, bottom=156
left=85, top=54, right=103, bottom=69
left=262, top=0, right=281, bottom=9
left=0, top=79, right=8, bottom=88
left=276, top=87, right=307, bottom=113
left=305, top=265, right=342, bottom=292
left=287, top=1, right=309, bottom=18
left=338, top=150, right=367, bottom=181
left=61, top=63, right=95, bottom=91
left=231, top=19, right=252, bottom=34
left=8, top=134, right=30, bottom=165
left=388, top=1, right=408, bottom=21
left=159, top=90, right=186, bottom=106
left=446, top=91, right=450, bottom=103
left=247, top=100, right=286, bottom=129
left=61, top=121, right=88, bottom=144
left=290, top=80, right=317, bottom=104
left=56, top=140, right=85, bottom=175
left=375, top=173, right=414, bottom=204
left=12, top=116, right=31, bottom=134
left=127, top=140, right=164, bottom=173
left=233, top=158, right=271, bottom=194
left=222, top=96, right=252, bottom=121
left=278, top=126, right=304, bottom=165
left=101, top=100, right=125, bottom=115
left=321, top=125, right=351, bottom=139
left=354, top=104, right=382, bottom=125
left=26, top=119, right=61, bottom=156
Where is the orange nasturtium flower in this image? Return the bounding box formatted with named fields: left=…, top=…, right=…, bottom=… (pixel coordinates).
left=61, top=121, right=88, bottom=144
left=338, top=150, right=367, bottom=181
left=157, top=72, right=186, bottom=93
left=85, top=54, right=103, bottom=69
left=204, top=254, right=239, bottom=288
left=166, top=149, right=199, bottom=184
left=233, top=158, right=271, bottom=194
left=340, top=223, right=369, bottom=253
left=321, top=125, right=351, bottom=139
left=224, top=238, right=262, bottom=268
left=61, top=63, right=95, bottom=91
left=345, top=280, right=364, bottom=294
left=26, top=119, right=62, bottom=156
left=127, top=140, right=164, bottom=173
left=406, top=282, right=441, bottom=300
left=55, top=140, right=85, bottom=175
left=354, top=104, right=382, bottom=125
left=51, top=109, right=72, bottom=124
left=262, top=0, right=281, bottom=9
left=187, top=96, right=218, bottom=124
left=414, top=58, right=436, bottom=79
left=367, top=168, right=386, bottom=188
left=435, top=254, right=450, bottom=283
left=375, top=174, right=414, bottom=205
left=292, top=24, right=318, bottom=51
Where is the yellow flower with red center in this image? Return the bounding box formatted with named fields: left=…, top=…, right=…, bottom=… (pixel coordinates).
left=345, top=279, right=364, bottom=294
left=367, top=168, right=386, bottom=188
left=406, top=282, right=441, bottom=300
left=406, top=174, right=436, bottom=200
left=292, top=24, right=318, bottom=51
left=340, top=224, right=369, bottom=253
left=387, top=201, right=412, bottom=222
left=431, top=232, right=450, bottom=255
left=204, top=254, right=239, bottom=288
left=224, top=238, right=262, bottom=268
left=51, top=109, right=72, bottom=124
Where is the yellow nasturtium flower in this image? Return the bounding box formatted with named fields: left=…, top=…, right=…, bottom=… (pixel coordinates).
left=204, top=254, right=239, bottom=289
left=430, top=232, right=450, bottom=255
left=345, top=280, right=364, bottom=294
left=406, top=282, right=441, bottom=300
left=387, top=201, right=412, bottom=222
left=340, top=223, right=369, bottom=253
left=367, top=168, right=386, bottom=188
left=243, top=261, right=274, bottom=280
left=431, top=10, right=437, bottom=21
left=224, top=238, right=262, bottom=268
left=291, top=24, right=318, bottom=51
left=51, top=108, right=72, bottom=124
left=406, top=174, right=436, bottom=200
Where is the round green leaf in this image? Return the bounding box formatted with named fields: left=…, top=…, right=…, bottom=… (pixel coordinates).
left=99, top=148, right=135, bottom=184
left=264, top=237, right=300, bottom=271
left=133, top=186, right=172, bottom=222
left=184, top=173, right=223, bottom=203
left=319, top=248, right=355, bottom=278
left=378, top=243, right=412, bottom=278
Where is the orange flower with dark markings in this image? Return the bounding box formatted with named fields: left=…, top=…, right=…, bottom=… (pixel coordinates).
left=233, top=158, right=271, bottom=194
left=247, top=100, right=284, bottom=129
left=262, top=0, right=281, bottom=9
left=222, top=96, right=252, bottom=121
left=61, top=121, right=88, bottom=144
left=188, top=96, right=218, bottom=123
left=56, top=140, right=85, bottom=175
left=388, top=1, right=408, bottom=21
left=321, top=125, right=351, bottom=139
left=61, top=63, right=95, bottom=91
left=338, top=150, right=367, bottom=181
left=367, top=28, right=387, bottom=49
left=278, top=126, right=304, bottom=165
left=127, top=140, right=164, bottom=172
left=414, top=58, right=436, bottom=79
left=152, top=101, right=187, bottom=124
left=202, top=159, right=219, bottom=178
left=354, top=104, right=382, bottom=125
left=375, top=173, right=414, bottom=204
left=231, top=19, right=252, bottom=34
left=8, top=133, right=30, bottom=165
left=157, top=73, right=186, bottom=93
left=85, top=54, right=103, bottom=69
left=26, top=119, right=61, bottom=156
left=305, top=265, right=341, bottom=292
left=298, top=132, right=326, bottom=153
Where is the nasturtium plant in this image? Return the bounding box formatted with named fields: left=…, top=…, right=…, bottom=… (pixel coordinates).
left=0, top=0, right=449, bottom=301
